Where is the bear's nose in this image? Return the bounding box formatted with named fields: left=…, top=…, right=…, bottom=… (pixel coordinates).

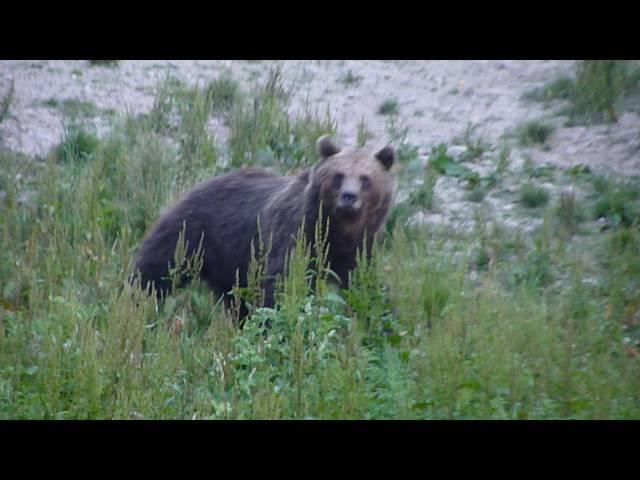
left=340, top=191, right=357, bottom=206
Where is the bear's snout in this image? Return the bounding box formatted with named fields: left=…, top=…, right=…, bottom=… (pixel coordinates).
left=335, top=189, right=362, bottom=218
left=339, top=191, right=357, bottom=207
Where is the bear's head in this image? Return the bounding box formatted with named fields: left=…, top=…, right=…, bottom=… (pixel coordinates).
left=310, top=135, right=395, bottom=236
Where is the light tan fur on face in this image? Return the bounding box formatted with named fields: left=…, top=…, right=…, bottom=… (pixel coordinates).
left=310, top=135, right=396, bottom=249
left=313, top=147, right=395, bottom=241
left=319, top=148, right=393, bottom=200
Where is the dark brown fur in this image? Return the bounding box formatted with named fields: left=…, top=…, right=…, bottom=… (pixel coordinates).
left=133, top=136, right=395, bottom=320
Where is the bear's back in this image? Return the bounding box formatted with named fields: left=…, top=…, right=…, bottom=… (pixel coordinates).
left=134, top=167, right=308, bottom=297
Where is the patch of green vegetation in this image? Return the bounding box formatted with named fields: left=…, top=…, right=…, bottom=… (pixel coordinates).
left=553, top=189, right=586, bottom=236
left=522, top=76, right=575, bottom=102
left=339, top=69, right=363, bottom=86
left=1, top=80, right=15, bottom=124
left=377, top=98, right=399, bottom=116
left=88, top=60, right=120, bottom=68
left=591, top=175, right=640, bottom=227
left=55, top=124, right=101, bottom=164
left=43, top=98, right=117, bottom=123
left=228, top=65, right=336, bottom=171
left=428, top=143, right=480, bottom=187
left=356, top=116, right=371, bottom=148
left=514, top=120, right=555, bottom=146
left=62, top=99, right=97, bottom=118
left=526, top=61, right=640, bottom=125
left=522, top=157, right=556, bottom=181
left=494, top=145, right=511, bottom=176
left=563, top=164, right=592, bottom=179
left=453, top=123, right=490, bottom=161
left=464, top=186, right=488, bottom=203
left=205, top=72, right=241, bottom=114
left=470, top=212, right=526, bottom=271
left=519, top=182, right=550, bottom=209
left=573, top=60, right=626, bottom=123
left=408, top=166, right=438, bottom=211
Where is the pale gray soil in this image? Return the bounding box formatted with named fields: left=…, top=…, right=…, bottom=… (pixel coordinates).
left=1, top=60, right=638, bottom=173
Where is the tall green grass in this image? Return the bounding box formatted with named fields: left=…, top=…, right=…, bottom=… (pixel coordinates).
left=522, top=60, right=640, bottom=124
left=228, top=66, right=337, bottom=171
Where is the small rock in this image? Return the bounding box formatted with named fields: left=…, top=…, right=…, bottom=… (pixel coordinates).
left=406, top=157, right=427, bottom=175
left=447, top=145, right=468, bottom=159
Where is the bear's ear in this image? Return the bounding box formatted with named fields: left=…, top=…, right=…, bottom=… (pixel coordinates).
left=317, top=135, right=341, bottom=159
left=375, top=145, right=395, bottom=170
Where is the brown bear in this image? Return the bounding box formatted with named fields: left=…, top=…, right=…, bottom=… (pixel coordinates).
left=132, top=135, right=395, bottom=320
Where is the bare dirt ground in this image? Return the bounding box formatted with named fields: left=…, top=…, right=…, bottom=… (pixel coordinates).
left=1, top=60, right=638, bottom=174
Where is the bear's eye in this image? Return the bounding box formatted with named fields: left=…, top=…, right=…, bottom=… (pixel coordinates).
left=360, top=175, right=371, bottom=190
left=332, top=173, right=344, bottom=189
